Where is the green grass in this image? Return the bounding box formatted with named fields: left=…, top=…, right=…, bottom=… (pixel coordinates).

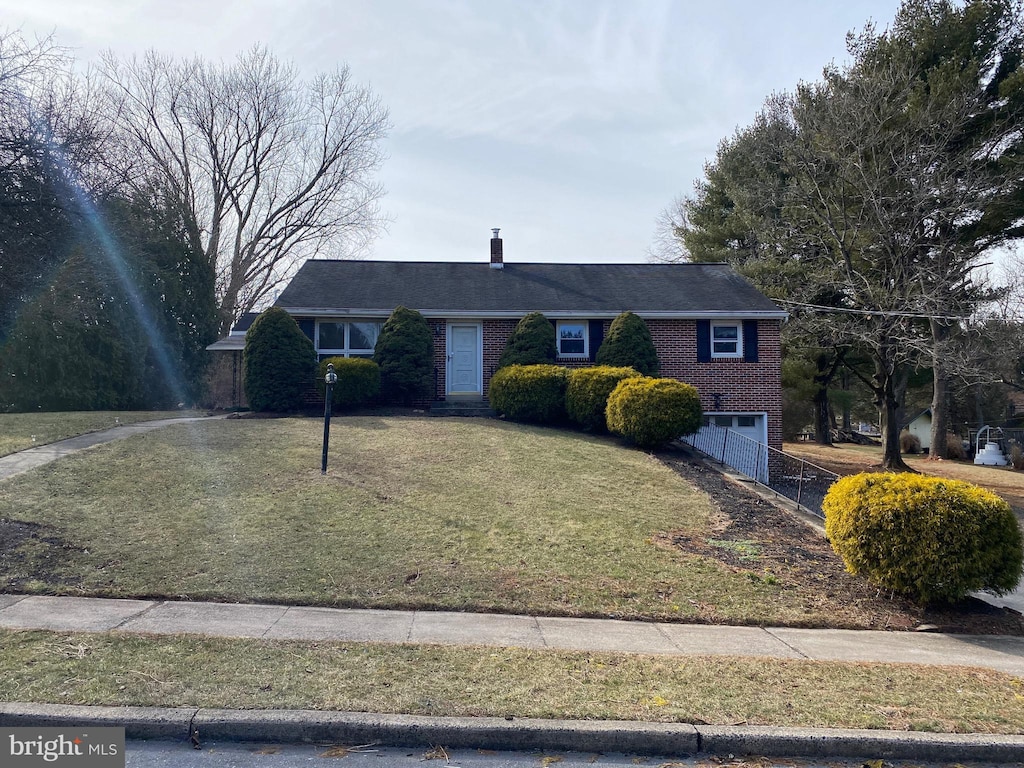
left=0, top=416, right=824, bottom=625
left=2, top=629, right=1021, bottom=734
left=0, top=411, right=203, bottom=457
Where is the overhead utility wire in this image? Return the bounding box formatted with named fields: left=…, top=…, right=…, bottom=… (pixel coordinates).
left=775, top=298, right=967, bottom=321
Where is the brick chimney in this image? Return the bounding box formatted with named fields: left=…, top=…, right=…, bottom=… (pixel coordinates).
left=490, top=228, right=503, bottom=269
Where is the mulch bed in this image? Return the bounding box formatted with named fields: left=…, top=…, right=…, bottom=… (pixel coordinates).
left=656, top=444, right=1024, bottom=636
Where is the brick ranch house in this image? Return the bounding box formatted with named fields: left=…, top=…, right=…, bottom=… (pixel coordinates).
left=226, top=232, right=788, bottom=450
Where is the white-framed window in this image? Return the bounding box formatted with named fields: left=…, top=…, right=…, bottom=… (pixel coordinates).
left=711, top=322, right=742, bottom=358
left=556, top=320, right=588, bottom=358
left=316, top=320, right=383, bottom=358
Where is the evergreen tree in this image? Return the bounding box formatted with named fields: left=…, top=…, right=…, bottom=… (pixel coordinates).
left=595, top=312, right=659, bottom=375
left=373, top=306, right=434, bottom=404
left=497, top=312, right=556, bottom=368
left=662, top=0, right=1024, bottom=469
left=244, top=307, right=316, bottom=412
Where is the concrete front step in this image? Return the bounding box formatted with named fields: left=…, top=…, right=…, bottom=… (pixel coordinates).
left=429, top=400, right=494, bottom=417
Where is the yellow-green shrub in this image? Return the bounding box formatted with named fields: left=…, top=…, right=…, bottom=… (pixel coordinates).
left=605, top=377, right=702, bottom=449
left=566, top=366, right=642, bottom=432
left=488, top=364, right=568, bottom=423
left=822, top=472, right=1023, bottom=604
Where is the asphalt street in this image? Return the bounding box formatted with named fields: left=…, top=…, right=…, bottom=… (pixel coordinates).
left=123, top=739, right=1014, bottom=768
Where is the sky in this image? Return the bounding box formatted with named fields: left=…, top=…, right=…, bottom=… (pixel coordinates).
left=1, top=0, right=906, bottom=265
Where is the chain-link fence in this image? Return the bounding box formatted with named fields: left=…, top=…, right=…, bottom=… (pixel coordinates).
left=682, top=423, right=838, bottom=519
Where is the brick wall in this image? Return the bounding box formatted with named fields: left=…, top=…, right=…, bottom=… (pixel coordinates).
left=430, top=320, right=447, bottom=401
left=437, top=316, right=783, bottom=450
left=648, top=318, right=783, bottom=450
left=482, top=319, right=519, bottom=397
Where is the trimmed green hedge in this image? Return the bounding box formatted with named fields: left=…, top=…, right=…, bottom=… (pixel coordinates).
left=566, top=366, right=642, bottom=432
left=316, top=357, right=381, bottom=409
left=244, top=307, right=316, bottom=412
left=497, top=312, right=557, bottom=368
left=596, top=311, right=659, bottom=375
left=374, top=306, right=434, bottom=404
left=605, top=377, right=702, bottom=449
left=488, top=364, right=567, bottom=423
left=823, top=472, right=1023, bottom=604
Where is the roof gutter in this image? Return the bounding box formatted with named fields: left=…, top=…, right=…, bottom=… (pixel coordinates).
left=277, top=307, right=789, bottom=321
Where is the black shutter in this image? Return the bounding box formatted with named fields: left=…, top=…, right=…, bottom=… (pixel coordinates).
left=696, top=320, right=711, bottom=362
left=297, top=317, right=315, bottom=343
left=743, top=320, right=759, bottom=362
left=588, top=320, right=604, bottom=363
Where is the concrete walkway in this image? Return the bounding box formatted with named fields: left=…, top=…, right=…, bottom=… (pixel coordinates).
left=0, top=416, right=222, bottom=482
left=2, top=594, right=1023, bottom=675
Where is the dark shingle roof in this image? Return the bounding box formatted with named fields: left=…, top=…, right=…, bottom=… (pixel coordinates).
left=275, top=260, right=784, bottom=317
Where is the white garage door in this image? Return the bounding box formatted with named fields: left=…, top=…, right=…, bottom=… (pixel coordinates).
left=692, top=413, right=768, bottom=482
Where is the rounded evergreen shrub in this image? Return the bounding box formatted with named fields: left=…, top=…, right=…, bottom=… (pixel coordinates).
left=374, top=306, right=434, bottom=405
left=822, top=472, right=1023, bottom=604
left=497, top=312, right=557, bottom=369
left=605, top=377, right=702, bottom=449
left=565, top=365, right=642, bottom=432
left=488, top=364, right=568, bottom=423
left=316, top=357, right=381, bottom=409
left=595, top=311, right=659, bottom=375
left=244, top=307, right=316, bottom=412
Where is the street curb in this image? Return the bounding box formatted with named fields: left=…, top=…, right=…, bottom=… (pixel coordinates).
left=4, top=703, right=1024, bottom=761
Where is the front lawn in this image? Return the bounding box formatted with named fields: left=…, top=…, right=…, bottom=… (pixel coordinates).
left=0, top=411, right=204, bottom=458
left=2, top=416, right=808, bottom=625
left=3, top=629, right=1021, bottom=734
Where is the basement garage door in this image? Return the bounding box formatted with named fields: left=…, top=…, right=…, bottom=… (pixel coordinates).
left=695, top=413, right=768, bottom=483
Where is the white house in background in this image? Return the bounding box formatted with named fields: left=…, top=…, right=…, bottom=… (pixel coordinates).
left=905, top=408, right=932, bottom=452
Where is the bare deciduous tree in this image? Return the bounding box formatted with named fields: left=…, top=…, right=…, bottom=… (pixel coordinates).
left=99, top=46, right=390, bottom=332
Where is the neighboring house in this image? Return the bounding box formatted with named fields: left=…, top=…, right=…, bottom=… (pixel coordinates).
left=263, top=231, right=787, bottom=450
left=904, top=408, right=932, bottom=452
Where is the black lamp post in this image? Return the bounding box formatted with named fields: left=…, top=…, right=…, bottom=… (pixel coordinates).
left=321, top=362, right=337, bottom=475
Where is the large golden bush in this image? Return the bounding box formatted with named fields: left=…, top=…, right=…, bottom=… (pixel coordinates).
left=823, top=472, right=1023, bottom=604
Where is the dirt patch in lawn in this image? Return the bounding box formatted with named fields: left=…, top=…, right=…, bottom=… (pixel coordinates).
left=0, top=519, right=80, bottom=589
left=656, top=446, right=1024, bottom=636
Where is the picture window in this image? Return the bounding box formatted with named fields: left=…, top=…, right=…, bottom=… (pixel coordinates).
left=316, top=320, right=384, bottom=357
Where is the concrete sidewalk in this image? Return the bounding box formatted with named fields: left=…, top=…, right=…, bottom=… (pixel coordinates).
left=4, top=595, right=1024, bottom=761
left=2, top=594, right=1023, bottom=674
left=0, top=416, right=222, bottom=482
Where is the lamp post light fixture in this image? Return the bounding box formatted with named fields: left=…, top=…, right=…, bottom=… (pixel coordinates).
left=321, top=362, right=338, bottom=475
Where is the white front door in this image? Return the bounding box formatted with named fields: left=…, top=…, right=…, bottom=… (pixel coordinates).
left=447, top=323, right=482, bottom=396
